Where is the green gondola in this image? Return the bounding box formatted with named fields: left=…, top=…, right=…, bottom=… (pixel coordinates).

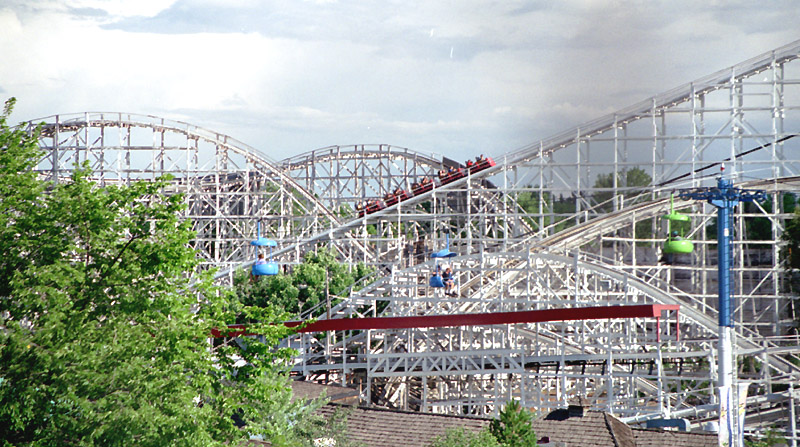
left=662, top=195, right=694, bottom=254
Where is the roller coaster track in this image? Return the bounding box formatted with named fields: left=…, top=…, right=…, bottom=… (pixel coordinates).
left=281, top=144, right=444, bottom=172
left=501, top=39, right=800, bottom=166
left=302, top=177, right=800, bottom=373
left=31, top=112, right=376, bottom=267
left=213, top=159, right=514, bottom=279
left=34, top=113, right=335, bottom=221
left=246, top=40, right=800, bottom=281
left=288, top=250, right=705, bottom=416
left=287, top=175, right=799, bottom=416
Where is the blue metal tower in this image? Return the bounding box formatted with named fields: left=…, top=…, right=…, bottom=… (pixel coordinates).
left=678, top=174, right=766, bottom=446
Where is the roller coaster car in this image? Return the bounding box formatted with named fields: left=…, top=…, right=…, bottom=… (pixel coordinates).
left=439, top=168, right=466, bottom=185
left=385, top=190, right=411, bottom=206
left=358, top=200, right=386, bottom=217
left=468, top=157, right=495, bottom=174
left=411, top=179, right=434, bottom=195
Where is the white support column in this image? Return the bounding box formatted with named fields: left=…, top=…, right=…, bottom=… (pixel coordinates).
left=790, top=386, right=797, bottom=447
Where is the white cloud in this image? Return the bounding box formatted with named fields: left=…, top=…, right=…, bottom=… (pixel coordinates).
left=1, top=1, right=798, bottom=160
left=63, top=0, right=178, bottom=18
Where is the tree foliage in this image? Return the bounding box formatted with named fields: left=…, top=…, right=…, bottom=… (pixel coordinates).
left=428, top=400, right=539, bottom=447
left=489, top=400, right=538, bottom=447
left=592, top=167, right=652, bottom=211
left=592, top=168, right=657, bottom=244
left=515, top=188, right=580, bottom=234
left=745, top=428, right=787, bottom=447
left=233, top=247, right=374, bottom=317
left=429, top=427, right=501, bottom=447
left=291, top=406, right=364, bottom=447
left=0, top=98, right=314, bottom=446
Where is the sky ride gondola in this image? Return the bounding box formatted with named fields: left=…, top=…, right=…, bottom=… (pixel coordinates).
left=429, top=269, right=445, bottom=288
left=430, top=230, right=457, bottom=259
left=429, top=230, right=457, bottom=288
left=250, top=222, right=280, bottom=276
left=662, top=195, right=694, bottom=255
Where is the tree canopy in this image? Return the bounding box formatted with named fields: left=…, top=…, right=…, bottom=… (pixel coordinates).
left=489, top=400, right=538, bottom=447
left=592, top=167, right=652, bottom=212
left=427, top=400, right=538, bottom=447
left=233, top=247, right=374, bottom=318
left=0, top=98, right=314, bottom=446
left=429, top=427, right=501, bottom=447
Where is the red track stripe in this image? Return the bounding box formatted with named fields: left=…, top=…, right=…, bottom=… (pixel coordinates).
left=212, top=304, right=678, bottom=337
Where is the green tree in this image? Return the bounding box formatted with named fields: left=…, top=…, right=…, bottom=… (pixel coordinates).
left=515, top=188, right=547, bottom=233
left=783, top=192, right=798, bottom=214
left=233, top=247, right=374, bottom=317
left=430, top=427, right=501, bottom=447
left=592, top=167, right=652, bottom=212
left=515, top=188, right=580, bottom=235
left=292, top=406, right=364, bottom=447
left=782, top=209, right=800, bottom=274
left=0, top=98, right=314, bottom=446
left=489, top=400, right=538, bottom=447
left=742, top=193, right=797, bottom=248
left=592, top=168, right=655, bottom=244
left=745, top=428, right=787, bottom=447
left=742, top=198, right=774, bottom=248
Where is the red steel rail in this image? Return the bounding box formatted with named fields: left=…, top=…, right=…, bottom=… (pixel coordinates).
left=213, top=304, right=680, bottom=340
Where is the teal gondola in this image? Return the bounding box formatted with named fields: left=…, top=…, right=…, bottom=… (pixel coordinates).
left=251, top=222, right=280, bottom=276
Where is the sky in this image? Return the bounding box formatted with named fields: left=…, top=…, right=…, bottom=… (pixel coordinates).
left=1, top=0, right=799, bottom=162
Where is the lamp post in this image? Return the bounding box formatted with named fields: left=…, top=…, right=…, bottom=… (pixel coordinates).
left=678, top=172, right=765, bottom=447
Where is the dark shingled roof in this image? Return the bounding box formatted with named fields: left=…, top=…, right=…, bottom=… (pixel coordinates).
left=535, top=410, right=635, bottom=447
left=313, top=404, right=718, bottom=447
left=316, top=404, right=490, bottom=447
left=284, top=383, right=718, bottom=447
left=632, top=427, right=718, bottom=447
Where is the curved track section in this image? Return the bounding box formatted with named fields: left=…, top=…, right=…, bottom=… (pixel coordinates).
left=280, top=144, right=533, bottom=265
left=30, top=112, right=369, bottom=272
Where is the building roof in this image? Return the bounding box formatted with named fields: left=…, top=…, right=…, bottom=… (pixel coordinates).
left=632, top=428, right=720, bottom=447
left=313, top=403, right=718, bottom=447
left=537, top=408, right=635, bottom=447
left=316, top=404, right=489, bottom=447
left=289, top=382, right=717, bottom=447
